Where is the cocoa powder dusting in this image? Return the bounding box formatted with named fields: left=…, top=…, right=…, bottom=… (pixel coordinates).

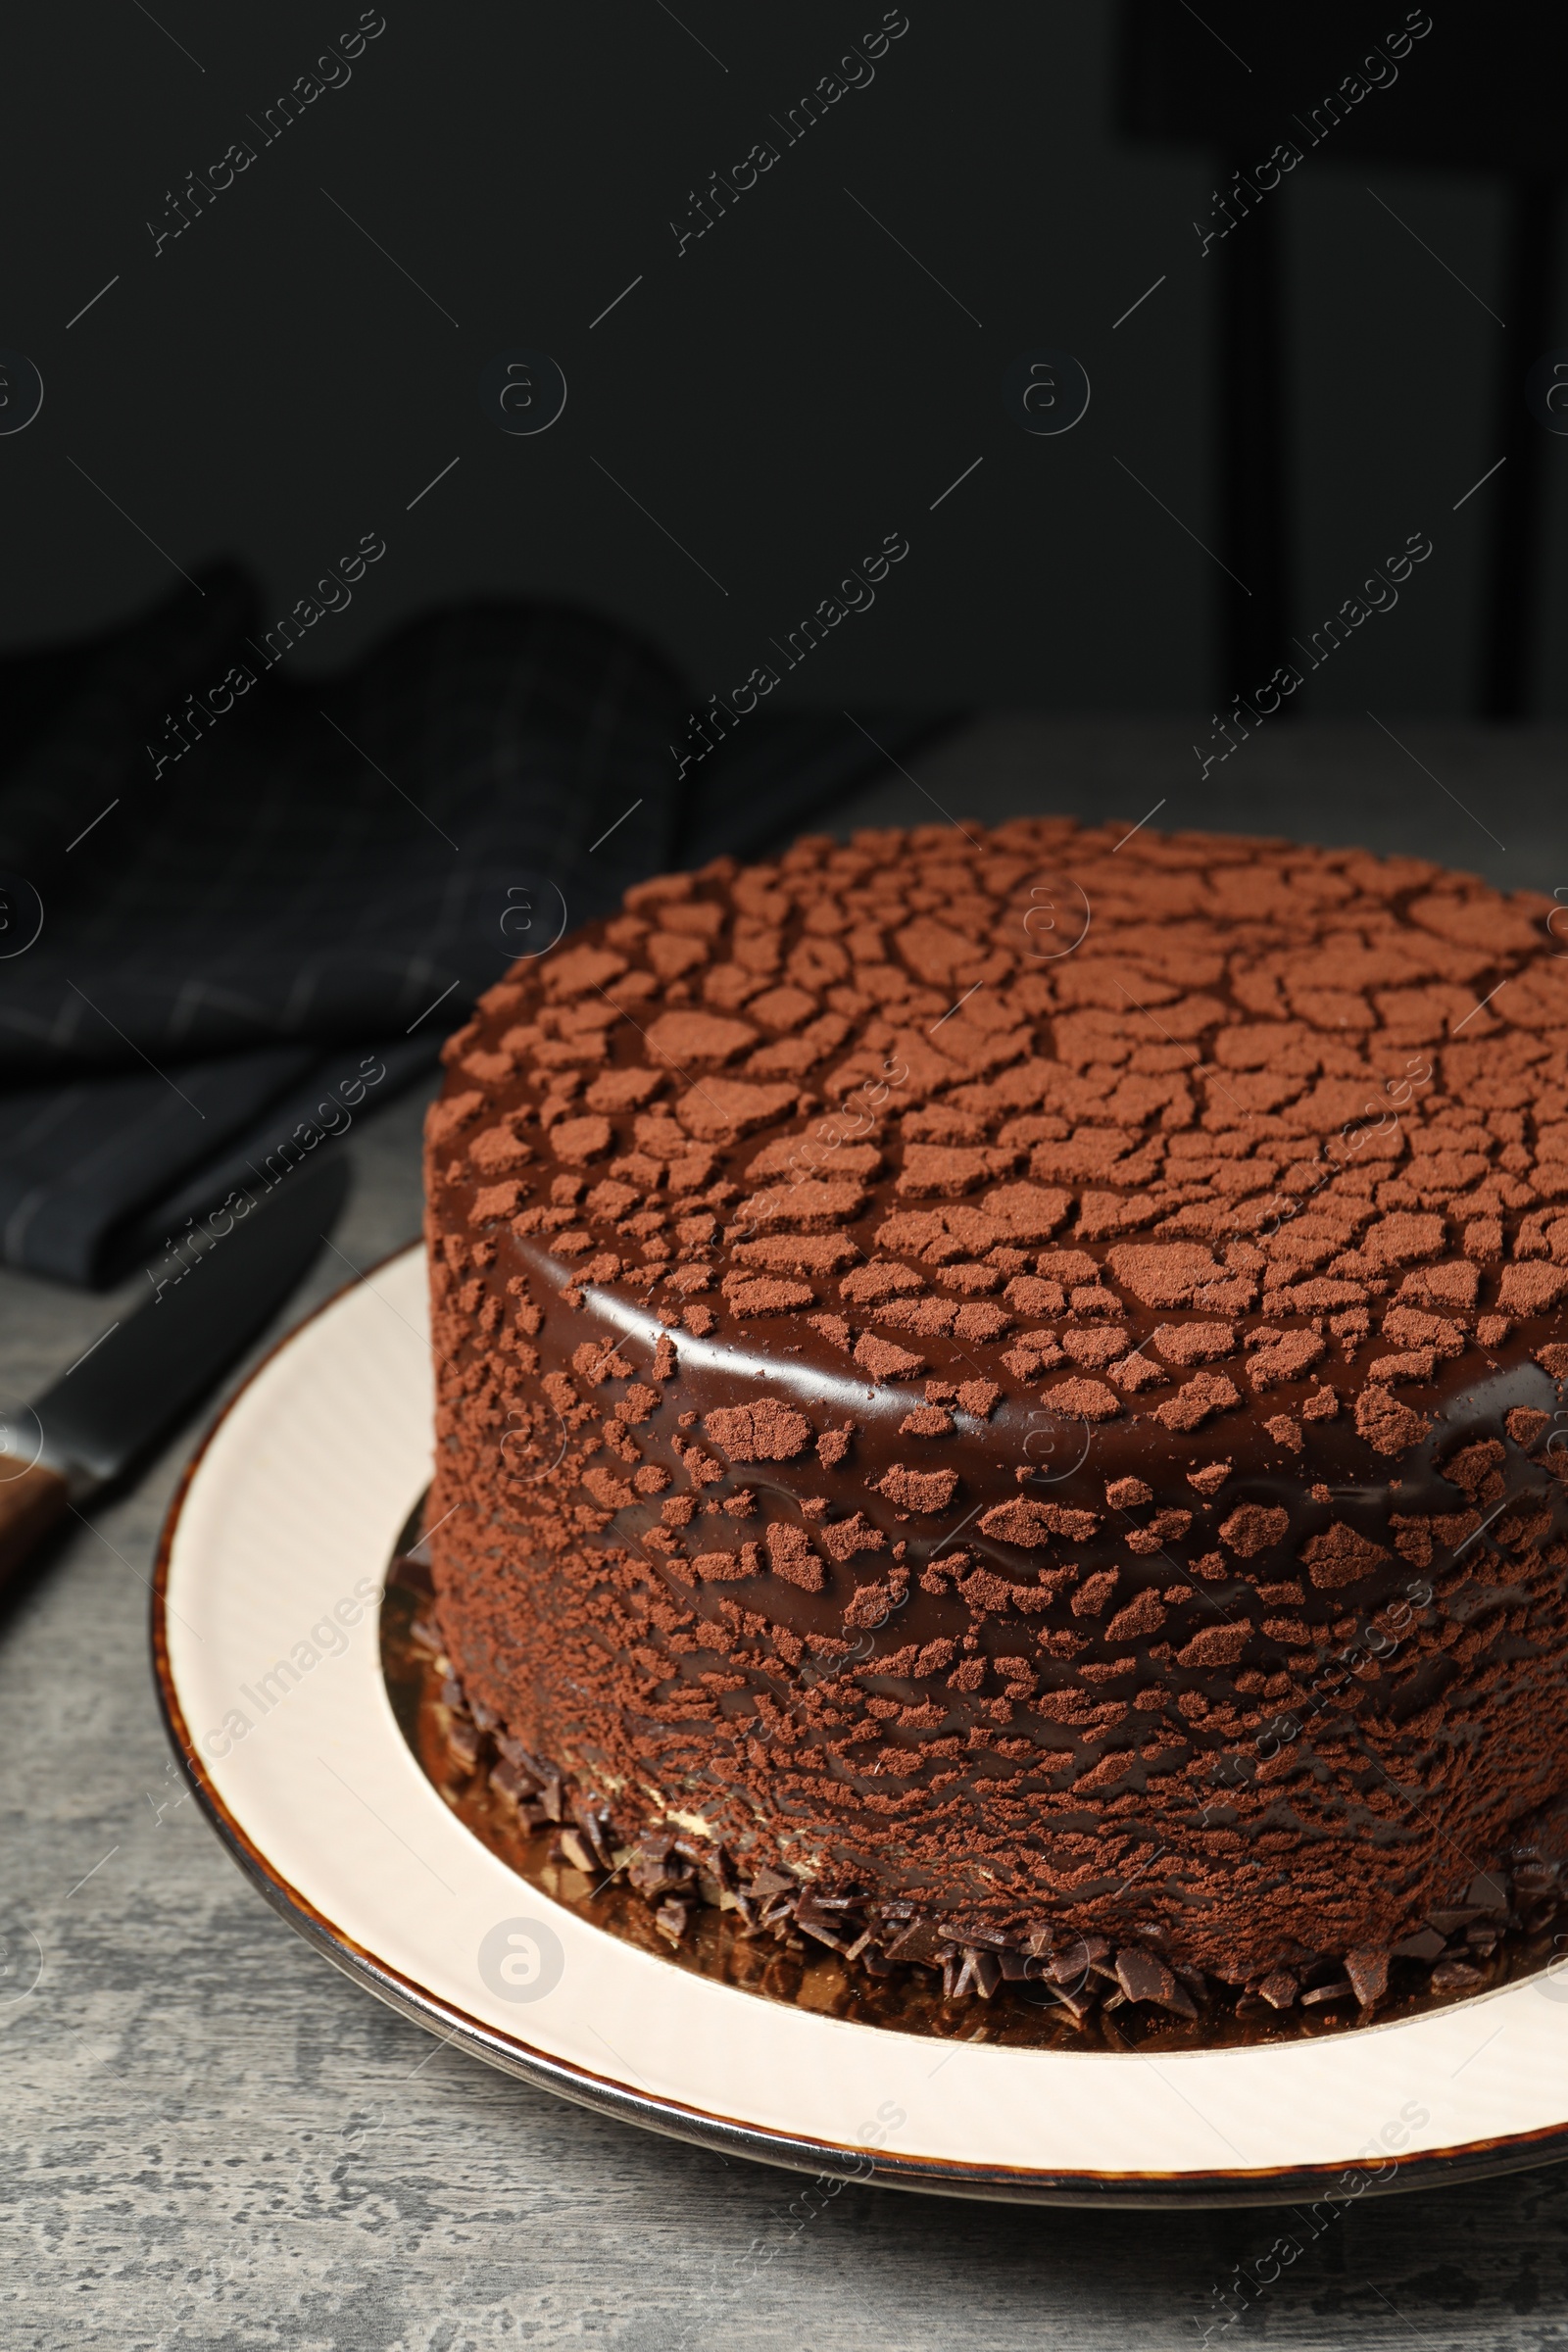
left=420, top=818, right=1568, bottom=2012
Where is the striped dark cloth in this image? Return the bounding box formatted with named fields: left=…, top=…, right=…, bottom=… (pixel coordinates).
left=0, top=566, right=955, bottom=1283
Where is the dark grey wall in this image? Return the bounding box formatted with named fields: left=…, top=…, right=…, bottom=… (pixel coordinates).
left=1, top=2, right=1559, bottom=715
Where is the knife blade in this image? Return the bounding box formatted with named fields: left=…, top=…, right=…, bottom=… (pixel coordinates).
left=0, top=1151, right=351, bottom=1584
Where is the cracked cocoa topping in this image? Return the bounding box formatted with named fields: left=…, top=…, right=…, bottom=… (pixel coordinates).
left=421, top=817, right=1568, bottom=2034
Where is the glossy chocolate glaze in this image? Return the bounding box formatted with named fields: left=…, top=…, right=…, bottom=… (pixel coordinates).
left=387, top=1544, right=1568, bottom=2045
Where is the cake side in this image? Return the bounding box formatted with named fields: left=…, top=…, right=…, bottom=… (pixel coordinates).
left=423, top=818, right=1568, bottom=2001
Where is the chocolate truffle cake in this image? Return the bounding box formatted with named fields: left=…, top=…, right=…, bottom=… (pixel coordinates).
left=422, top=817, right=1568, bottom=2025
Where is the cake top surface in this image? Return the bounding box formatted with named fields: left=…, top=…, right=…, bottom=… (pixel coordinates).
left=429, top=816, right=1568, bottom=1468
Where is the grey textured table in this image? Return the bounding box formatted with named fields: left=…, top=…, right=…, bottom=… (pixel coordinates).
left=6, top=718, right=1568, bottom=2351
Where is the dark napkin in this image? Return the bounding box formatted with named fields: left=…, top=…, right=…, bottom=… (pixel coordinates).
left=0, top=565, right=956, bottom=1285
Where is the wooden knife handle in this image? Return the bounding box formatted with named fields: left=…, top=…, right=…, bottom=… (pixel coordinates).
left=0, top=1457, right=69, bottom=1582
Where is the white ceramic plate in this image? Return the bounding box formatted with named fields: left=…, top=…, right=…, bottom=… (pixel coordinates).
left=154, top=1246, right=1568, bottom=2206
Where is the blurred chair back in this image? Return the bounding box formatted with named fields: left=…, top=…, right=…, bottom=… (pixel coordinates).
left=1119, top=2, right=1567, bottom=714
